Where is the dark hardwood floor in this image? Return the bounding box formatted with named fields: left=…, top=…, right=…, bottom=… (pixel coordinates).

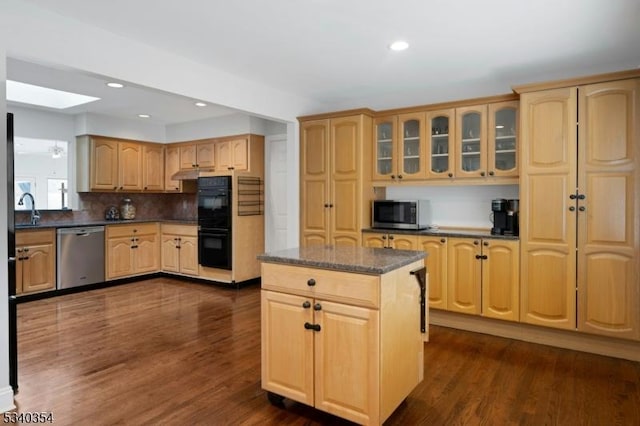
left=13, top=277, right=640, bottom=425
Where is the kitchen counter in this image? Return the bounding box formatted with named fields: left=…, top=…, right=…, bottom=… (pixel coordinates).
left=362, top=227, right=519, bottom=240
left=257, top=244, right=426, bottom=275
left=15, top=218, right=197, bottom=230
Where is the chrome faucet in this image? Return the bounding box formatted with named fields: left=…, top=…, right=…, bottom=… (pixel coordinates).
left=18, top=192, right=40, bottom=225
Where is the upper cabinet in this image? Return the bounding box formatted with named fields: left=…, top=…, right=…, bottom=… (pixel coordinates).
left=172, top=135, right=263, bottom=175
left=142, top=143, right=165, bottom=191
left=372, top=96, right=519, bottom=184
left=77, top=136, right=144, bottom=192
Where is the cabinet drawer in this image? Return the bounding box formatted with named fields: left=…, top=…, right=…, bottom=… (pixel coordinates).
left=16, top=228, right=55, bottom=246
left=106, top=222, right=159, bottom=238
left=161, top=223, right=197, bottom=236
left=261, top=263, right=380, bottom=308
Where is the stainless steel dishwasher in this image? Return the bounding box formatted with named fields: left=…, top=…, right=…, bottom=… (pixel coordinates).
left=56, top=226, right=105, bottom=289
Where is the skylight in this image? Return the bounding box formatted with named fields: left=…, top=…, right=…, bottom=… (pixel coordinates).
left=6, top=80, right=100, bottom=109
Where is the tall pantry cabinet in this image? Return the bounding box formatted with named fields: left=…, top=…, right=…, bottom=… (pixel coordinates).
left=517, top=75, right=640, bottom=340
left=299, top=111, right=374, bottom=247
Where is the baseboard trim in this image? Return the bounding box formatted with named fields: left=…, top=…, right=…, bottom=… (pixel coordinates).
left=0, top=386, right=15, bottom=413
left=430, top=310, right=640, bottom=362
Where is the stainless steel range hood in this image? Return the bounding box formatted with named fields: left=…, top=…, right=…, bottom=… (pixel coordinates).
left=171, top=169, right=200, bottom=180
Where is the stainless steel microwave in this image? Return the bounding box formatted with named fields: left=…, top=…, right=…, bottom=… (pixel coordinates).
left=372, top=200, right=431, bottom=230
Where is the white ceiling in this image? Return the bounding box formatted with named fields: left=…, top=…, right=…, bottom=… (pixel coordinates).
left=9, top=0, right=640, bottom=122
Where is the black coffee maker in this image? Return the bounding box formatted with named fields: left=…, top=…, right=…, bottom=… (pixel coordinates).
left=491, top=199, right=519, bottom=236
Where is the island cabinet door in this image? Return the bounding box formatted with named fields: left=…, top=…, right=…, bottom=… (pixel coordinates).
left=314, top=300, right=380, bottom=426
left=261, top=290, right=314, bottom=406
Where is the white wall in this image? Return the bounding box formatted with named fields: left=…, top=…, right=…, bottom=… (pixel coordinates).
left=385, top=184, right=519, bottom=229
left=167, top=113, right=253, bottom=142
left=76, top=113, right=166, bottom=142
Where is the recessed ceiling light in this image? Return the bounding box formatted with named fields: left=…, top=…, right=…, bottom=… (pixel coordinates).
left=7, top=80, right=100, bottom=109
left=106, top=82, right=125, bottom=88
left=137, top=114, right=151, bottom=118
left=195, top=102, right=207, bottom=107
left=389, top=41, right=409, bottom=51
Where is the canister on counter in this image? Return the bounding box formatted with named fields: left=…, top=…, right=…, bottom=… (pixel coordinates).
left=120, top=198, right=136, bottom=220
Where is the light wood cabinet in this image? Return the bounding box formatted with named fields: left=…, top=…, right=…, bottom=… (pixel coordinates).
left=426, top=109, right=456, bottom=179
left=179, top=140, right=215, bottom=170
left=106, top=223, right=160, bottom=280
left=261, top=260, right=423, bottom=425
left=518, top=77, right=639, bottom=339
left=447, top=237, right=482, bottom=315
left=15, top=229, right=56, bottom=295
left=142, top=143, right=164, bottom=191
left=89, top=137, right=119, bottom=190
left=161, top=224, right=198, bottom=276
left=418, top=236, right=448, bottom=309
left=300, top=113, right=373, bottom=247
left=481, top=239, right=520, bottom=322
left=362, top=232, right=418, bottom=250
left=164, top=146, right=182, bottom=192
left=179, top=143, right=198, bottom=169
left=215, top=138, right=248, bottom=171
left=373, top=114, right=428, bottom=182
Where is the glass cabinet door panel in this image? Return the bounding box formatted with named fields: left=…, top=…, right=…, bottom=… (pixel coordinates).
left=489, top=101, right=518, bottom=177
left=399, top=116, right=423, bottom=178
left=427, top=109, right=454, bottom=178
left=375, top=119, right=394, bottom=177
left=456, top=105, right=487, bottom=177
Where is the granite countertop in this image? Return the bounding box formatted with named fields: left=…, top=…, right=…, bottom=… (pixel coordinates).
left=257, top=245, right=426, bottom=275
left=361, top=227, right=519, bottom=240
left=15, top=219, right=197, bottom=230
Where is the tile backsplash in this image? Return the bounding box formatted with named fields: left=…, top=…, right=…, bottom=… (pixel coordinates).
left=15, top=192, right=197, bottom=225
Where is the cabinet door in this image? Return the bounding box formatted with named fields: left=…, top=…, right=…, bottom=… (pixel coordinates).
left=20, top=244, right=55, bottom=293
left=164, top=146, right=182, bottom=192
left=362, top=233, right=386, bottom=248
left=456, top=105, right=487, bottom=178
left=91, top=138, right=119, bottom=190
left=426, top=109, right=455, bottom=179
left=179, top=144, right=197, bottom=169
left=161, top=234, right=179, bottom=273
left=488, top=101, right=519, bottom=178
left=196, top=142, right=215, bottom=169
left=519, top=88, right=577, bottom=330
left=373, top=116, right=396, bottom=181
left=107, top=237, right=135, bottom=279
left=330, top=116, right=362, bottom=247
left=300, top=119, right=330, bottom=247
left=119, top=142, right=143, bottom=191
left=389, top=234, right=418, bottom=250
left=261, top=290, right=314, bottom=405
left=142, top=144, right=165, bottom=191
left=314, top=300, right=379, bottom=425
left=178, top=236, right=199, bottom=276
left=482, top=239, right=520, bottom=321
left=214, top=141, right=232, bottom=170
left=418, top=236, right=447, bottom=309
left=15, top=248, right=24, bottom=295
left=577, top=78, right=640, bottom=340
left=397, top=113, right=426, bottom=180
left=135, top=233, right=160, bottom=274
left=230, top=138, right=249, bottom=170
left=447, top=238, right=481, bottom=314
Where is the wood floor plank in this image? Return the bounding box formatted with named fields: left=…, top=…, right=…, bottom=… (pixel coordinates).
left=12, top=277, right=640, bottom=425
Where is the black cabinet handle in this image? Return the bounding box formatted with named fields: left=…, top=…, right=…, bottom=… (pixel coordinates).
left=578, top=194, right=586, bottom=200
left=473, top=240, right=479, bottom=245
left=304, top=322, right=321, bottom=332
left=398, top=175, right=403, bottom=179
left=313, top=303, right=322, bottom=311
left=579, top=206, right=586, bottom=212
left=480, top=171, right=485, bottom=177
left=389, top=235, right=394, bottom=240
left=483, top=241, right=489, bottom=246
left=329, top=204, right=333, bottom=208
left=569, top=206, right=576, bottom=212
left=307, top=278, right=316, bottom=287
left=391, top=175, right=396, bottom=179
left=489, top=171, right=495, bottom=176
left=569, top=194, right=577, bottom=200
left=448, top=173, right=453, bottom=178
left=475, top=254, right=488, bottom=260
left=440, top=238, right=446, bottom=243
left=302, top=301, right=311, bottom=309
left=382, top=235, right=387, bottom=240
left=324, top=203, right=329, bottom=208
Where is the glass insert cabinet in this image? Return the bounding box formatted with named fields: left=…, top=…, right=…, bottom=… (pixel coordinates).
left=373, top=99, right=518, bottom=182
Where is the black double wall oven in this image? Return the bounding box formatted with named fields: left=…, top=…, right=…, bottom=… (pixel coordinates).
left=198, top=176, right=232, bottom=269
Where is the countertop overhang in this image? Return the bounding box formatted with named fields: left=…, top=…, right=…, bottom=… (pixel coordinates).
left=257, top=245, right=425, bottom=275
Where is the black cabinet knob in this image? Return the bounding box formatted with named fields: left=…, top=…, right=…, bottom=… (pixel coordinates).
left=302, top=301, right=311, bottom=309
left=388, top=235, right=394, bottom=240
left=489, top=171, right=495, bottom=176
left=579, top=206, right=586, bottom=212
left=483, top=241, right=489, bottom=246
left=398, top=175, right=403, bottom=179
left=304, top=322, right=321, bottom=332
left=382, top=235, right=387, bottom=240
left=480, top=171, right=485, bottom=177
left=473, top=240, right=479, bottom=245
left=440, top=238, right=446, bottom=243
left=307, top=278, right=316, bottom=287
left=578, top=194, right=586, bottom=200
left=313, top=303, right=322, bottom=311
left=569, top=194, right=577, bottom=200
left=448, top=173, right=453, bottom=178
left=569, top=206, right=576, bottom=212
left=391, top=175, right=396, bottom=179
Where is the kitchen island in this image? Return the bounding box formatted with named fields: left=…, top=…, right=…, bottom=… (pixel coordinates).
left=257, top=245, right=427, bottom=425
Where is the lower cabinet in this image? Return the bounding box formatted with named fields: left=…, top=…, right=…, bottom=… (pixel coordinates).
left=417, top=236, right=448, bottom=310
left=261, top=261, right=423, bottom=425
left=362, top=232, right=418, bottom=249
left=16, top=228, right=56, bottom=294
left=106, top=223, right=160, bottom=280
left=161, top=224, right=198, bottom=276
